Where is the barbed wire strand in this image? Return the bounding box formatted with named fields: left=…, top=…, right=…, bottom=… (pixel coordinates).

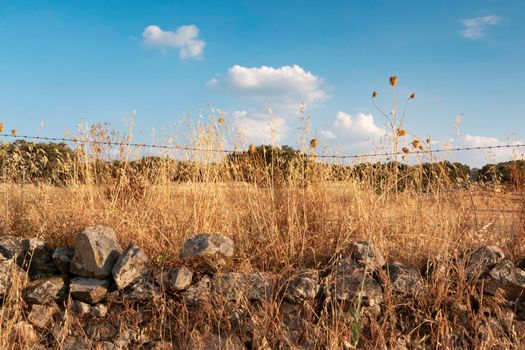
left=1, top=133, right=524, bottom=160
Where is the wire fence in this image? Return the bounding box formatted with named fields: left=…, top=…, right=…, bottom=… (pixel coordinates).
left=2, top=132, right=524, bottom=160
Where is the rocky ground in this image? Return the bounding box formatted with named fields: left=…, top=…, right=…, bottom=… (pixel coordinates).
left=1, top=226, right=525, bottom=349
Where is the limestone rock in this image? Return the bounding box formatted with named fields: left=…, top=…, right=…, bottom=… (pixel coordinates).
left=182, top=276, right=211, bottom=306
left=325, top=260, right=383, bottom=306
left=156, top=266, right=193, bottom=292
left=212, top=272, right=273, bottom=302
left=70, top=277, right=109, bottom=304
left=71, top=300, right=91, bottom=315
left=347, top=240, right=386, bottom=272
left=482, top=259, right=525, bottom=300
left=27, top=304, right=56, bottom=329
left=466, top=245, right=505, bottom=280
left=53, top=246, right=75, bottom=275
left=386, top=261, right=424, bottom=294
left=0, top=259, right=27, bottom=297
left=112, top=244, right=150, bottom=290
left=122, top=274, right=160, bottom=302
left=0, top=236, right=22, bottom=260
left=70, top=226, right=123, bottom=278
left=180, top=234, right=234, bottom=272
left=24, top=276, right=67, bottom=304
left=90, top=304, right=108, bottom=318
left=284, top=270, right=319, bottom=303
left=17, top=238, right=59, bottom=279
left=85, top=319, right=118, bottom=341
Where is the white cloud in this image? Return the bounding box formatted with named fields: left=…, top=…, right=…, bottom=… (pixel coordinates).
left=459, top=15, right=501, bottom=39
left=320, top=130, right=336, bottom=140
left=333, top=112, right=386, bottom=139
left=206, top=78, right=218, bottom=87
left=208, top=65, right=328, bottom=144
left=142, top=24, right=205, bottom=59
left=210, top=65, right=328, bottom=113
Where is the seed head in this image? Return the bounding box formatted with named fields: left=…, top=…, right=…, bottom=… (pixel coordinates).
left=402, top=147, right=409, bottom=154
left=397, top=128, right=407, bottom=137
left=218, top=117, right=225, bottom=124
left=11, top=129, right=17, bottom=136
left=409, top=92, right=416, bottom=99
left=249, top=144, right=256, bottom=154
left=418, top=145, right=425, bottom=151
left=310, top=138, right=318, bottom=149
left=411, top=140, right=421, bottom=148
left=389, top=76, right=398, bottom=87
left=0, top=122, right=4, bottom=133
left=372, top=91, right=378, bottom=98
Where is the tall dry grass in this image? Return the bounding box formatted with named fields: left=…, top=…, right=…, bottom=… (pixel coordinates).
left=0, top=79, right=523, bottom=349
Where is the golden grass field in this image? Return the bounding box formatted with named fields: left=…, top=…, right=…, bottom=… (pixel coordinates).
left=0, top=106, right=524, bottom=348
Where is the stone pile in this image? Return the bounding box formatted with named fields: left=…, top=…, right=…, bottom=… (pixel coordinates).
left=0, top=227, right=524, bottom=349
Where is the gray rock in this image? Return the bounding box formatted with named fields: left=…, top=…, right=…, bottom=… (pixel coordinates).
left=70, top=226, right=123, bottom=278
left=0, top=236, right=22, bottom=260
left=325, top=260, right=383, bottom=307
left=482, top=259, right=525, bottom=300
left=85, top=319, right=118, bottom=341
left=27, top=304, right=56, bottom=329
left=466, top=245, right=505, bottom=280
left=212, top=272, right=273, bottom=302
left=386, top=261, right=424, bottom=294
left=0, top=259, right=27, bottom=297
left=347, top=240, right=386, bottom=272
left=122, top=274, right=160, bottom=301
left=90, top=303, right=108, bottom=318
left=284, top=270, right=319, bottom=303
left=17, top=238, right=59, bottom=279
left=180, top=233, right=234, bottom=272
left=24, top=276, right=67, bottom=304
left=182, top=276, right=211, bottom=306
left=112, top=244, right=150, bottom=290
left=52, top=247, right=75, bottom=275
left=71, top=300, right=91, bottom=315
left=70, top=277, right=109, bottom=304
left=156, top=266, right=193, bottom=291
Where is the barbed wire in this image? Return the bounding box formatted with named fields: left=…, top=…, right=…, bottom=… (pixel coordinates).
left=1, top=132, right=524, bottom=160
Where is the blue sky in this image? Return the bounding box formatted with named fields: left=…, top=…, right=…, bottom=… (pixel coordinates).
left=0, top=0, right=523, bottom=165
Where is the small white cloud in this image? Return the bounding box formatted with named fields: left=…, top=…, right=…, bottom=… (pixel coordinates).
left=142, top=24, right=205, bottom=59
left=206, top=78, right=218, bottom=88
left=459, top=15, right=501, bottom=39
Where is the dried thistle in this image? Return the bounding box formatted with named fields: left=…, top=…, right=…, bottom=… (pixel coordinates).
left=397, top=128, right=407, bottom=137
left=310, top=138, right=318, bottom=149
left=389, top=76, right=398, bottom=87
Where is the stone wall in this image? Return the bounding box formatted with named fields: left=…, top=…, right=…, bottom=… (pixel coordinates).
left=1, top=226, right=524, bottom=349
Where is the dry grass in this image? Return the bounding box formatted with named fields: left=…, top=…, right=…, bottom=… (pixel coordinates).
left=0, top=106, right=524, bottom=348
